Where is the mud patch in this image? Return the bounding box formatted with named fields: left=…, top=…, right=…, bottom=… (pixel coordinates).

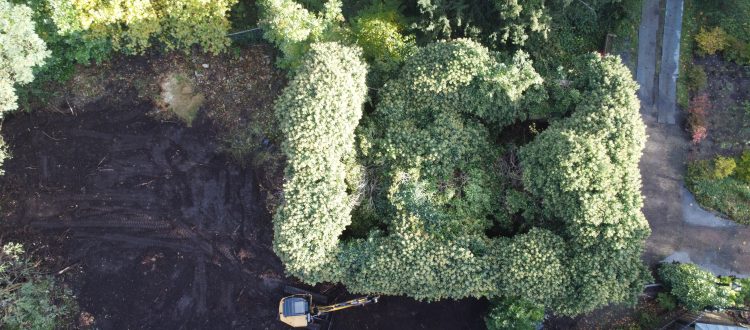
left=0, top=94, right=287, bottom=329
left=158, top=72, right=205, bottom=126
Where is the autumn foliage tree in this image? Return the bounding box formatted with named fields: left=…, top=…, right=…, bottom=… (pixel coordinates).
left=49, top=0, right=238, bottom=54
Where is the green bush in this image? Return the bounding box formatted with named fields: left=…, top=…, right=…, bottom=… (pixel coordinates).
left=659, top=262, right=732, bottom=311
left=725, top=36, right=750, bottom=65
left=0, top=135, right=7, bottom=176
left=736, top=150, right=750, bottom=183
left=696, top=27, right=729, bottom=55
left=657, top=292, right=677, bottom=311
left=49, top=0, right=238, bottom=55
left=713, top=156, right=737, bottom=179
left=485, top=297, right=544, bottom=330
left=0, top=243, right=77, bottom=329
left=686, top=157, right=750, bottom=224
left=0, top=0, right=50, bottom=113
left=686, top=65, right=707, bottom=94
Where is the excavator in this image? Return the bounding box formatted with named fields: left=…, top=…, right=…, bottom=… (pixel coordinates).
left=278, top=287, right=379, bottom=329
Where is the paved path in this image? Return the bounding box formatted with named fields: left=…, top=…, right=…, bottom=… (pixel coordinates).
left=656, top=0, right=683, bottom=124
left=636, top=0, right=660, bottom=114
left=636, top=0, right=750, bottom=276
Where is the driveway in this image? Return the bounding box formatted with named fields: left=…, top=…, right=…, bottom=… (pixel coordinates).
left=636, top=0, right=750, bottom=276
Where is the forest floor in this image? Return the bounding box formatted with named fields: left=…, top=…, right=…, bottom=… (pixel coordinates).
left=0, top=45, right=485, bottom=329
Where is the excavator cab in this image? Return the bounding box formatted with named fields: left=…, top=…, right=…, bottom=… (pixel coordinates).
left=279, top=294, right=314, bottom=328
left=278, top=287, right=379, bottom=328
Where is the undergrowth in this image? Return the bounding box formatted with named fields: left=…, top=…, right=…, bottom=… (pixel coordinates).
left=0, top=242, right=78, bottom=329
left=686, top=155, right=750, bottom=225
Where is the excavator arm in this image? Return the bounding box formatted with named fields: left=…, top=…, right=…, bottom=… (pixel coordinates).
left=314, top=296, right=379, bottom=314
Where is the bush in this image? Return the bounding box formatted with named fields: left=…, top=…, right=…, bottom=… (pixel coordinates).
left=713, top=156, right=736, bottom=179
left=725, top=36, right=750, bottom=65
left=0, top=0, right=50, bottom=113
left=687, top=94, right=710, bottom=144
left=695, top=27, right=729, bottom=55
left=49, top=0, right=238, bottom=55
left=485, top=297, right=544, bottom=330
left=686, top=158, right=750, bottom=225
left=657, top=292, right=677, bottom=311
left=736, top=150, right=750, bottom=183
left=0, top=135, right=7, bottom=176
left=686, top=65, right=707, bottom=94
left=0, top=243, right=77, bottom=329
left=659, top=262, right=732, bottom=311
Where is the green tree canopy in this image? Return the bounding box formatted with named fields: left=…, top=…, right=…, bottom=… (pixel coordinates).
left=0, top=0, right=49, bottom=114
left=272, top=41, right=368, bottom=281
left=273, top=37, right=650, bottom=316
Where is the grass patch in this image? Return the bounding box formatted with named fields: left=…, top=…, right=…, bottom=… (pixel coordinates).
left=686, top=158, right=750, bottom=225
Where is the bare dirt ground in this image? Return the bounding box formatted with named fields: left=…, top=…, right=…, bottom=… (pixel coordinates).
left=0, top=45, right=485, bottom=330
left=691, top=56, right=750, bottom=159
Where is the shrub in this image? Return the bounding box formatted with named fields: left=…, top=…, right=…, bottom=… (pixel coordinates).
left=0, top=243, right=77, bottom=329
left=0, top=0, right=50, bottom=114
left=49, top=0, right=238, bottom=55
left=736, top=150, right=750, bottom=183
left=686, top=159, right=750, bottom=225
left=686, top=65, right=707, bottom=94
left=0, top=135, right=7, bottom=176
left=687, top=94, right=710, bottom=144
left=659, top=262, right=732, bottom=311
left=725, top=36, right=750, bottom=65
left=485, top=297, right=544, bottom=330
left=695, top=27, right=729, bottom=55
left=713, top=156, right=736, bottom=179
left=657, top=292, right=677, bottom=311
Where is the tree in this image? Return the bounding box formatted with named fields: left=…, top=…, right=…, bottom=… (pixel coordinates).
left=0, top=0, right=50, bottom=114
left=257, top=0, right=346, bottom=69
left=273, top=41, right=368, bottom=281
left=273, top=41, right=650, bottom=316
left=350, top=1, right=416, bottom=85
left=410, top=0, right=550, bottom=47
left=520, top=54, right=651, bottom=315
left=49, top=0, right=238, bottom=55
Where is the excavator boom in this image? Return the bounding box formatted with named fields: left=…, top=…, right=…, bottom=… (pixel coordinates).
left=315, top=296, right=379, bottom=314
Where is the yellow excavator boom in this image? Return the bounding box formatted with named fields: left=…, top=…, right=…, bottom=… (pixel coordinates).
left=315, top=296, right=379, bottom=314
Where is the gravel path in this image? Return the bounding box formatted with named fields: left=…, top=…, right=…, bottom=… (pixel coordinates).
left=636, top=0, right=750, bottom=276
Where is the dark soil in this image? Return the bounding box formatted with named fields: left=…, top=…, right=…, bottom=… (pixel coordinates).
left=0, top=46, right=487, bottom=330
left=690, top=55, right=750, bottom=159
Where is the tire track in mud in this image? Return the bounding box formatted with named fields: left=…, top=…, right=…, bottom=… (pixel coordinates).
left=0, top=96, right=287, bottom=329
